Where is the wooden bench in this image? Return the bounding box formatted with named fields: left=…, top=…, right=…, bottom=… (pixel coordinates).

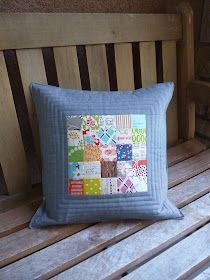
left=1, top=3, right=210, bottom=279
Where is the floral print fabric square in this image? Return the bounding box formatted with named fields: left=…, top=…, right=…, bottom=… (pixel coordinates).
left=67, top=114, right=147, bottom=195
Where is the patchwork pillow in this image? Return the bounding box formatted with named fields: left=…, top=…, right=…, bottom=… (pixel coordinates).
left=29, top=82, right=183, bottom=228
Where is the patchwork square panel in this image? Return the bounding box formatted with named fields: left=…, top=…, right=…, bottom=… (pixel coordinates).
left=67, top=114, right=148, bottom=195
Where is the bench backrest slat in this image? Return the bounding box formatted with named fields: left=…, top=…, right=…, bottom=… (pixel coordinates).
left=0, top=52, right=30, bottom=195
left=0, top=12, right=192, bottom=196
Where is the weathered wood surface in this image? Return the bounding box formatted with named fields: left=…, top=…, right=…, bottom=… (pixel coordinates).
left=139, top=42, right=157, bottom=87
left=193, top=266, right=210, bottom=280
left=86, top=44, right=110, bottom=90
left=124, top=222, right=210, bottom=280
left=0, top=52, right=30, bottom=195
left=0, top=13, right=181, bottom=50
left=114, top=43, right=134, bottom=90
left=50, top=194, right=210, bottom=280
left=168, top=149, right=210, bottom=187
left=167, top=138, right=206, bottom=167
left=17, top=48, right=47, bottom=165
left=54, top=46, right=81, bottom=89
left=1, top=172, right=210, bottom=277
left=189, top=80, right=210, bottom=106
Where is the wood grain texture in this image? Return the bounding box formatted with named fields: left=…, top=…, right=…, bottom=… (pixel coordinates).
left=54, top=46, right=81, bottom=89
left=162, top=40, right=178, bottom=146
left=168, top=149, right=210, bottom=188
left=189, top=80, right=210, bottom=106
left=124, top=222, right=210, bottom=280
left=177, top=2, right=195, bottom=140
left=86, top=44, right=110, bottom=90
left=0, top=13, right=181, bottom=50
left=1, top=169, right=210, bottom=277
left=0, top=140, right=205, bottom=237
left=139, top=41, right=157, bottom=87
left=114, top=43, right=134, bottom=90
left=167, top=139, right=207, bottom=167
left=50, top=194, right=210, bottom=280
left=0, top=51, right=30, bottom=195
left=16, top=48, right=47, bottom=166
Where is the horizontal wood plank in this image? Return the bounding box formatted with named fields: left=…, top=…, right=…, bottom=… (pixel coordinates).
left=189, top=80, right=210, bottom=106
left=167, top=139, right=207, bottom=167
left=51, top=194, right=210, bottom=280
left=124, top=222, right=210, bottom=280
left=0, top=142, right=206, bottom=238
left=1, top=172, right=210, bottom=277
left=168, top=149, right=210, bottom=187
left=0, top=13, right=181, bottom=50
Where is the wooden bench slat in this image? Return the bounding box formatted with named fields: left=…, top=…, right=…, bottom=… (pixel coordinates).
left=86, top=44, right=110, bottom=91
left=16, top=48, right=47, bottom=166
left=124, top=222, right=210, bottom=280
left=168, top=149, right=210, bottom=187
left=167, top=138, right=207, bottom=167
left=41, top=194, right=210, bottom=280
left=0, top=52, right=31, bottom=195
left=162, top=40, right=178, bottom=146
left=53, top=46, right=81, bottom=89
left=0, top=13, right=182, bottom=50
left=139, top=42, right=157, bottom=87
left=1, top=170, right=210, bottom=276
left=0, top=141, right=206, bottom=238
left=114, top=43, right=134, bottom=90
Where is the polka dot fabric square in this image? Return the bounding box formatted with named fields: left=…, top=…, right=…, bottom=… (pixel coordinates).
left=67, top=114, right=147, bottom=195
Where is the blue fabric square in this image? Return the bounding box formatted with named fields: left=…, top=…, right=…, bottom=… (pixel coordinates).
left=98, top=128, right=116, bottom=145
left=117, top=144, right=132, bottom=161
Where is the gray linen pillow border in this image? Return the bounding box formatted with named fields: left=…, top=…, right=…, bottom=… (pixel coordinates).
left=29, top=82, right=183, bottom=228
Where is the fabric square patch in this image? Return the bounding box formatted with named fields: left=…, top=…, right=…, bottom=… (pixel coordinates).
left=98, top=128, right=116, bottom=145
left=131, top=114, right=146, bottom=128
left=117, top=144, right=132, bottom=161
left=67, top=129, right=84, bottom=146
left=100, top=178, right=118, bottom=194
left=117, top=161, right=133, bottom=177
left=117, top=177, right=137, bottom=193
left=101, top=161, right=117, bottom=178
left=84, top=179, right=101, bottom=195
left=68, top=179, right=84, bottom=195
left=132, top=144, right=147, bottom=160
left=66, top=116, right=82, bottom=130
left=68, top=146, right=84, bottom=162
left=116, top=128, right=132, bottom=144
left=84, top=145, right=101, bottom=161
left=132, top=128, right=146, bottom=144
left=83, top=161, right=101, bottom=178
left=83, top=130, right=100, bottom=146
left=82, top=115, right=100, bottom=130
left=132, top=160, right=147, bottom=181
left=116, top=115, right=131, bottom=129
left=99, top=115, right=116, bottom=129
left=68, top=162, right=84, bottom=179
left=100, top=144, right=117, bottom=161
left=131, top=176, right=147, bottom=192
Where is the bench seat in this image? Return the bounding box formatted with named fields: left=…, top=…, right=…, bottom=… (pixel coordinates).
left=1, top=138, right=210, bottom=279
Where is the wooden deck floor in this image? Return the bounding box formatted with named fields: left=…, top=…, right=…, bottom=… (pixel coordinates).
left=0, top=138, right=210, bottom=279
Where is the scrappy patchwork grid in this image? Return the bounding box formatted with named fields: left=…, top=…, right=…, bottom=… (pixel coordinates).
left=67, top=114, right=147, bottom=195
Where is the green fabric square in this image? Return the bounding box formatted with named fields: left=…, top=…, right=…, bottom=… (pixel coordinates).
left=68, top=146, right=84, bottom=162
left=132, top=128, right=146, bottom=144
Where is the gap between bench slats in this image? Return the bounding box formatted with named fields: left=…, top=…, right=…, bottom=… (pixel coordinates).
left=1, top=189, right=210, bottom=279
left=1, top=149, right=210, bottom=271
left=0, top=138, right=206, bottom=236
left=123, top=222, right=210, bottom=280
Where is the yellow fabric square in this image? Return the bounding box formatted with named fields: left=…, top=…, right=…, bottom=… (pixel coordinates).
left=84, top=179, right=101, bottom=195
